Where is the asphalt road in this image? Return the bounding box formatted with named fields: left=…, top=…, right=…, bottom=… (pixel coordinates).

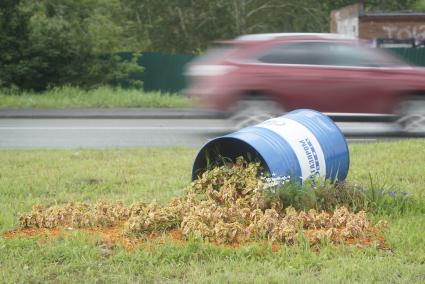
left=0, top=118, right=410, bottom=148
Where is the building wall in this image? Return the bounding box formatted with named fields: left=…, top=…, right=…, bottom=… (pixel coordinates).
left=330, top=3, right=362, bottom=37
left=331, top=3, right=425, bottom=41
left=359, top=17, right=425, bottom=40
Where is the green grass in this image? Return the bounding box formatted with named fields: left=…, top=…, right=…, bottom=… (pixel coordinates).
left=0, top=86, right=192, bottom=109
left=1, top=140, right=425, bottom=283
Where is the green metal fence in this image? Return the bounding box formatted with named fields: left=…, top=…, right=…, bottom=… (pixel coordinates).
left=124, top=52, right=194, bottom=93
left=388, top=48, right=425, bottom=67
left=132, top=48, right=425, bottom=94
left=139, top=52, right=195, bottom=93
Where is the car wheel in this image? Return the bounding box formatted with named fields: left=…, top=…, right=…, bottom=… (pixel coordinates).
left=229, top=98, right=285, bottom=130
left=396, top=96, right=425, bottom=135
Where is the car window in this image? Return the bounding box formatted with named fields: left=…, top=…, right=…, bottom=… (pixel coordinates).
left=257, top=42, right=320, bottom=65
left=257, top=42, right=407, bottom=67
left=319, top=43, right=407, bottom=67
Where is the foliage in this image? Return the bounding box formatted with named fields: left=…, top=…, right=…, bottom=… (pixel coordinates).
left=0, top=0, right=35, bottom=90
left=120, top=0, right=420, bottom=53
left=0, top=86, right=191, bottom=109
left=1, top=0, right=422, bottom=90
left=19, top=158, right=386, bottom=245
left=266, top=180, right=423, bottom=215
left=0, top=0, right=143, bottom=91
left=413, top=0, right=425, bottom=9
left=121, top=0, right=332, bottom=53
left=364, top=0, right=418, bottom=11
left=19, top=201, right=130, bottom=228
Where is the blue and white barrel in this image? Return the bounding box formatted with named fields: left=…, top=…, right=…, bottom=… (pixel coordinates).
left=192, top=109, right=349, bottom=183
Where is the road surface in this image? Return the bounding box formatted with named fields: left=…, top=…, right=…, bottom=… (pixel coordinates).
left=0, top=118, right=411, bottom=148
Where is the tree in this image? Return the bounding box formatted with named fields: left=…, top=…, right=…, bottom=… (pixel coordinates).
left=364, top=0, right=417, bottom=11
left=0, top=0, right=40, bottom=90
left=120, top=0, right=421, bottom=54
left=2, top=0, right=422, bottom=90
left=121, top=0, right=333, bottom=53
left=0, top=0, right=143, bottom=91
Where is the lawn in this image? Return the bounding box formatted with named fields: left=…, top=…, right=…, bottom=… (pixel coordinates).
left=0, top=140, right=424, bottom=283
left=0, top=86, right=192, bottom=109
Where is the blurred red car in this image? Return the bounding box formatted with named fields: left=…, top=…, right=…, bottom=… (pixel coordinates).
left=184, top=33, right=425, bottom=133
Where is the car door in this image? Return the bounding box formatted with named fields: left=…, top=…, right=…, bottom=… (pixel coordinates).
left=249, top=41, right=397, bottom=113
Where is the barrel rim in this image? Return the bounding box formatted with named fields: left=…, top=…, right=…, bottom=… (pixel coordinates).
left=191, top=135, right=271, bottom=180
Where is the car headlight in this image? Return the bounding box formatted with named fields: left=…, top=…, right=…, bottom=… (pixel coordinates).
left=185, top=65, right=237, bottom=76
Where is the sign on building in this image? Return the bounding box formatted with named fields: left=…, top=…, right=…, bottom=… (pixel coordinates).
left=331, top=3, right=425, bottom=42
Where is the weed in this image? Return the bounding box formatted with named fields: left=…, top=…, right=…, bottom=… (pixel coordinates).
left=18, top=158, right=386, bottom=246
left=264, top=179, right=423, bottom=215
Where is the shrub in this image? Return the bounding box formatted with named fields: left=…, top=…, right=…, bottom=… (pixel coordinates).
left=0, top=0, right=143, bottom=91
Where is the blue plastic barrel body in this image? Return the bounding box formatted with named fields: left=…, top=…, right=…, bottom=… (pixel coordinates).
left=192, top=109, right=349, bottom=183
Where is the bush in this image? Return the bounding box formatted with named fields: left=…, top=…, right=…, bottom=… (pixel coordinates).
left=0, top=0, right=143, bottom=91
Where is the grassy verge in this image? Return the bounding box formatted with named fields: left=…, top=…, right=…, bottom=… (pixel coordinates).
left=0, top=86, right=192, bottom=109
left=1, top=140, right=424, bottom=283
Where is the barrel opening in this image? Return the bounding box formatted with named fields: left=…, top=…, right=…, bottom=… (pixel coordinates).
left=192, top=137, right=270, bottom=180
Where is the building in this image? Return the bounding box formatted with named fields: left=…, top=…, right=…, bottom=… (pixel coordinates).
left=331, top=3, right=425, bottom=42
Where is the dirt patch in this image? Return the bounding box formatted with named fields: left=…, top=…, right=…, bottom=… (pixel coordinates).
left=3, top=223, right=389, bottom=252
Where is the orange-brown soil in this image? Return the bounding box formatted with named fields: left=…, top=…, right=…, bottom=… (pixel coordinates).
left=2, top=224, right=390, bottom=252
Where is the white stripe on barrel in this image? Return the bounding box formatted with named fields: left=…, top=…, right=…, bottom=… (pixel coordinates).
left=257, top=117, right=326, bottom=181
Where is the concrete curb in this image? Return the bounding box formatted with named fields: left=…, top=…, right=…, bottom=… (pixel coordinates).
left=0, top=108, right=227, bottom=119
left=0, top=108, right=395, bottom=122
